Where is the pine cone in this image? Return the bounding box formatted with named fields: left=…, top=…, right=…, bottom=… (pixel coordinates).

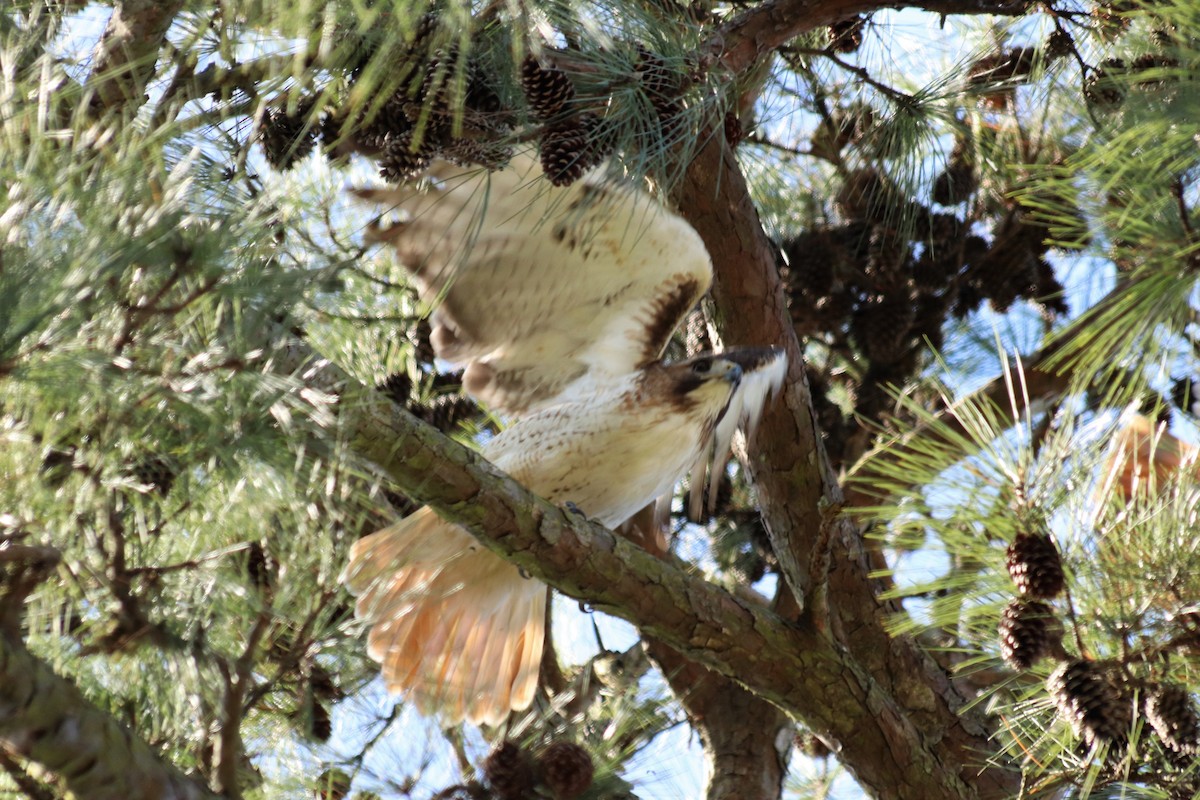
left=952, top=279, right=984, bottom=318
left=835, top=168, right=891, bottom=220
left=423, top=394, right=480, bottom=432
left=131, top=455, right=176, bottom=496
left=465, top=60, right=503, bottom=115
left=812, top=104, right=875, bottom=161
left=783, top=229, right=839, bottom=297
left=1048, top=660, right=1132, bottom=747
left=913, top=255, right=952, bottom=293
left=634, top=45, right=681, bottom=114
left=352, top=93, right=413, bottom=152
left=655, top=97, right=686, bottom=141
left=910, top=292, right=948, bottom=352
left=308, top=700, right=332, bottom=742
left=723, top=110, right=744, bottom=147
left=376, top=372, right=414, bottom=405
left=413, top=317, right=437, bottom=365
left=261, top=100, right=317, bottom=170
left=411, top=50, right=476, bottom=126
left=1046, top=29, right=1073, bottom=60
left=484, top=741, right=535, bottom=800
left=1084, top=61, right=1126, bottom=111
left=537, top=742, right=594, bottom=800
left=539, top=124, right=591, bottom=187
left=1146, top=683, right=1200, bottom=754
left=245, top=541, right=273, bottom=592
left=378, top=132, right=434, bottom=183
left=967, top=48, right=1038, bottom=86
left=998, top=598, right=1061, bottom=670
left=1034, top=257, right=1069, bottom=316
left=684, top=310, right=712, bottom=356
left=442, top=137, right=513, bottom=170
left=1006, top=531, right=1065, bottom=599
left=828, top=16, right=866, bottom=53
left=852, top=293, right=915, bottom=364
left=1168, top=778, right=1200, bottom=800
left=521, top=55, right=575, bottom=120
left=932, top=140, right=977, bottom=206
left=866, top=225, right=907, bottom=291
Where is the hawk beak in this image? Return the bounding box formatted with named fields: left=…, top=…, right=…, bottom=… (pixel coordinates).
left=720, top=361, right=743, bottom=385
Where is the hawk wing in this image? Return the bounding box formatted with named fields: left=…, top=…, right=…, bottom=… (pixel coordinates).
left=354, top=153, right=711, bottom=416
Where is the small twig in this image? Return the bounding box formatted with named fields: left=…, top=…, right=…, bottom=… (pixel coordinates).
left=0, top=745, right=63, bottom=800
left=214, top=605, right=273, bottom=797
left=125, top=541, right=252, bottom=579
left=0, top=538, right=63, bottom=637
left=783, top=45, right=917, bottom=106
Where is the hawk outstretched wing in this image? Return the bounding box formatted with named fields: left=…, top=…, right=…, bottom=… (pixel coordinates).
left=354, top=154, right=712, bottom=416
left=344, top=152, right=786, bottom=725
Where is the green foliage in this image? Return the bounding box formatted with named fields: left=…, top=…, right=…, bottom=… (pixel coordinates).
left=851, top=349, right=1200, bottom=795
left=9, top=0, right=1200, bottom=796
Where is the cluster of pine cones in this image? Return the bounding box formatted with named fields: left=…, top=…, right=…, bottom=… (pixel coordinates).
left=431, top=739, right=594, bottom=800
left=782, top=164, right=1068, bottom=376
left=998, top=528, right=1200, bottom=793
left=259, top=15, right=510, bottom=180
left=258, top=19, right=691, bottom=189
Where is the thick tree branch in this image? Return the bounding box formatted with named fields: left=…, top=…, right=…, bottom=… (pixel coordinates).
left=645, top=639, right=790, bottom=800
left=0, top=634, right=218, bottom=800
left=671, top=135, right=1017, bottom=798
left=281, top=344, right=1014, bottom=799
left=708, top=0, right=1032, bottom=77
left=89, top=0, right=185, bottom=113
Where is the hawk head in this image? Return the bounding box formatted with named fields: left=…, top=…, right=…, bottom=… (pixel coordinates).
left=667, top=355, right=739, bottom=402
left=664, top=354, right=743, bottom=415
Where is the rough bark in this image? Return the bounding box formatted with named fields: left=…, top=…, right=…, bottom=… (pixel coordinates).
left=646, top=640, right=790, bottom=800
left=89, top=0, right=185, bottom=113
left=624, top=504, right=790, bottom=800
left=0, top=634, right=218, bottom=800
left=708, top=0, right=1031, bottom=78
left=671, top=136, right=1020, bottom=798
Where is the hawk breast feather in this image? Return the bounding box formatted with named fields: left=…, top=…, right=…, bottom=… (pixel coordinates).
left=343, top=152, right=787, bottom=725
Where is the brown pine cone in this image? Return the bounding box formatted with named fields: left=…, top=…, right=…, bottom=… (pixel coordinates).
left=539, top=124, right=591, bottom=187
left=538, top=742, right=594, bottom=800
left=484, top=741, right=535, bottom=800
left=1146, top=683, right=1200, bottom=754
left=998, top=598, right=1062, bottom=670
left=828, top=16, right=866, bottom=53
left=261, top=100, right=317, bottom=170
left=1048, top=660, right=1132, bottom=747
left=521, top=55, right=575, bottom=120
left=1006, top=531, right=1065, bottom=599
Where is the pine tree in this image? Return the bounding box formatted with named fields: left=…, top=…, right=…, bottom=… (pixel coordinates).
left=4, top=1, right=1200, bottom=799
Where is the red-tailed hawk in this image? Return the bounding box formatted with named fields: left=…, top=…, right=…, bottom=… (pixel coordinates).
left=342, top=154, right=786, bottom=725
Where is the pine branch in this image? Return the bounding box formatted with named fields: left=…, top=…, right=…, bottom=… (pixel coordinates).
left=0, top=634, right=218, bottom=800
left=841, top=280, right=1138, bottom=510
left=707, top=0, right=1031, bottom=78
left=279, top=340, right=1015, bottom=800
left=0, top=749, right=60, bottom=800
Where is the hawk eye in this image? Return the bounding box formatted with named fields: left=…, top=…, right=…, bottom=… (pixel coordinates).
left=691, top=359, right=712, bottom=374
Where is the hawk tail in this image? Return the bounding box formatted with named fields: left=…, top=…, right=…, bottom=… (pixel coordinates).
left=342, top=507, right=546, bottom=726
